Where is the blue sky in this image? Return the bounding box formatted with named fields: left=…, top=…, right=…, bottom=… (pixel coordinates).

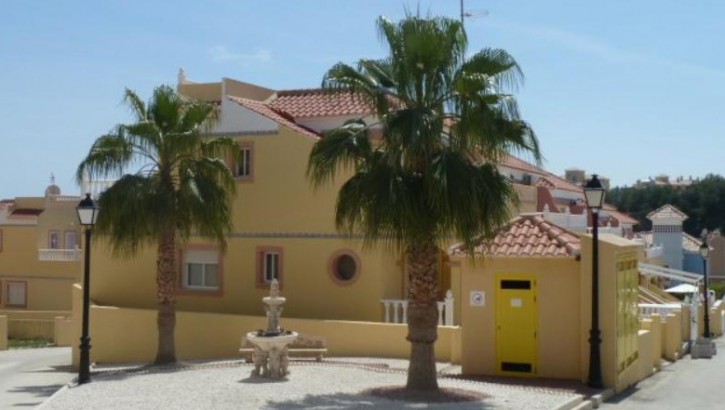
left=2, top=0, right=723, bottom=198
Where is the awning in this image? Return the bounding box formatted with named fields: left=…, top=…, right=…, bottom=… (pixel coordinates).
left=665, top=283, right=698, bottom=294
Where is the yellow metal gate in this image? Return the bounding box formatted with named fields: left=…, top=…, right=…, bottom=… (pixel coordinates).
left=495, top=275, right=538, bottom=376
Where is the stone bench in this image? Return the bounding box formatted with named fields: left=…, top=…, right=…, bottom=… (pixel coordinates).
left=240, top=334, right=328, bottom=362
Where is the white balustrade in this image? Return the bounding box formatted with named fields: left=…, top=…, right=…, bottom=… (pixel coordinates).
left=382, top=289, right=454, bottom=326
left=38, top=248, right=82, bottom=262
left=645, top=245, right=664, bottom=259
left=638, top=303, right=682, bottom=322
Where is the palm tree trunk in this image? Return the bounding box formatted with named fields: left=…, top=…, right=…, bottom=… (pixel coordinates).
left=405, top=240, right=440, bottom=391
left=155, top=228, right=177, bottom=364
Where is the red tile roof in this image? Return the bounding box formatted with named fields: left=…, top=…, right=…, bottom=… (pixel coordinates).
left=227, top=96, right=321, bottom=139
left=606, top=209, right=639, bottom=225
left=10, top=208, right=43, bottom=216
left=450, top=214, right=581, bottom=257
left=269, top=89, right=373, bottom=119
left=499, top=155, right=583, bottom=193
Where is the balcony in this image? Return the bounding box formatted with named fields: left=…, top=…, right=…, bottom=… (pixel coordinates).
left=38, top=248, right=82, bottom=262
left=381, top=290, right=455, bottom=326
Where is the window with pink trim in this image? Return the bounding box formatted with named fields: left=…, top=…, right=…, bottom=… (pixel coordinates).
left=256, top=246, right=283, bottom=287
left=328, top=250, right=362, bottom=286
left=181, top=248, right=221, bottom=291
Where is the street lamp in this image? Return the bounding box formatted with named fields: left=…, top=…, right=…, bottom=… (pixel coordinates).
left=584, top=174, right=605, bottom=388
left=699, top=241, right=711, bottom=339
left=76, top=193, right=99, bottom=384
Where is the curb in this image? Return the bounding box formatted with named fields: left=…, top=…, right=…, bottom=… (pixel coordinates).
left=35, top=379, right=74, bottom=410
left=551, top=394, right=585, bottom=410
left=551, top=387, right=614, bottom=410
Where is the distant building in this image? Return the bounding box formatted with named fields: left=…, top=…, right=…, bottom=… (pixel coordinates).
left=634, top=174, right=696, bottom=189
left=562, top=168, right=610, bottom=190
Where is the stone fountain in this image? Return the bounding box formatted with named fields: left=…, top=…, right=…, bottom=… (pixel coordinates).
left=246, top=279, right=298, bottom=378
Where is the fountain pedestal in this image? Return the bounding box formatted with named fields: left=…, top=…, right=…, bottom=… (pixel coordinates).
left=245, top=279, right=297, bottom=378
left=246, top=331, right=298, bottom=377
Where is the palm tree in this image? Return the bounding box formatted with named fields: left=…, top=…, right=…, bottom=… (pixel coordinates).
left=307, top=16, right=541, bottom=390
left=77, top=85, right=238, bottom=364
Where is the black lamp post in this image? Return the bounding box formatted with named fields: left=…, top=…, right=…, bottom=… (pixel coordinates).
left=699, top=241, right=711, bottom=339
left=76, top=193, right=99, bottom=384
left=584, top=174, right=605, bottom=389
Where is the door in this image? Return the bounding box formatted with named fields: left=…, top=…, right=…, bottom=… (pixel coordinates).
left=495, top=275, right=538, bottom=376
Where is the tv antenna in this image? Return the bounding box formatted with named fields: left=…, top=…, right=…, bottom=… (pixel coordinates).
left=460, top=0, right=489, bottom=27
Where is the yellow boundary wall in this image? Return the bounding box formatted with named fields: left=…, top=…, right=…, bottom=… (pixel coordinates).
left=0, top=310, right=72, bottom=342
left=71, top=286, right=461, bottom=366
left=0, top=316, right=7, bottom=350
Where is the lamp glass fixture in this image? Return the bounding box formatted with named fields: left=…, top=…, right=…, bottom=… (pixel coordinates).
left=584, top=174, right=606, bottom=210
left=76, top=193, right=99, bottom=226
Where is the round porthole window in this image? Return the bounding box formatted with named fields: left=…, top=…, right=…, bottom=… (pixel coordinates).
left=329, top=250, right=361, bottom=285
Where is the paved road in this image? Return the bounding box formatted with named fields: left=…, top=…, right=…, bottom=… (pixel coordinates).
left=0, top=347, right=73, bottom=409
left=602, top=337, right=725, bottom=409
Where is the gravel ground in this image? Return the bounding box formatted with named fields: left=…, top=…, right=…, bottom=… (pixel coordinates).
left=41, top=358, right=580, bottom=409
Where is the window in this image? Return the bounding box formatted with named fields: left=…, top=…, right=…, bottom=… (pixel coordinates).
left=256, top=246, right=283, bottom=287
left=181, top=248, right=220, bottom=291
left=263, top=252, right=280, bottom=283
left=328, top=250, right=362, bottom=286
left=49, top=231, right=59, bottom=249
left=65, top=231, right=78, bottom=249
left=6, top=281, right=27, bottom=308
left=234, top=143, right=254, bottom=180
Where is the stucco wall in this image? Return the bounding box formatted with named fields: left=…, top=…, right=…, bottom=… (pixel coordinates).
left=71, top=286, right=460, bottom=366
left=89, top=127, right=405, bottom=322
left=456, top=256, right=582, bottom=380
left=0, top=224, right=80, bottom=311
left=580, top=234, right=643, bottom=390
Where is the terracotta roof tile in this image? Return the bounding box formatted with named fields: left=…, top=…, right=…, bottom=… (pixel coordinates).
left=227, top=96, right=321, bottom=139
left=606, top=209, right=639, bottom=225
left=449, top=214, right=581, bottom=257
left=10, top=208, right=43, bottom=216
left=499, top=155, right=583, bottom=193
left=269, top=89, right=373, bottom=119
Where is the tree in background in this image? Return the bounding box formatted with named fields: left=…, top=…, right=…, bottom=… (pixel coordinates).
left=307, top=15, right=540, bottom=390
left=608, top=174, right=725, bottom=235
left=77, top=85, right=238, bottom=364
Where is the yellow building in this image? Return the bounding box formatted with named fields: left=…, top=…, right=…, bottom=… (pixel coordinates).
left=0, top=180, right=83, bottom=340
left=451, top=214, right=645, bottom=390
left=79, top=73, right=660, bottom=391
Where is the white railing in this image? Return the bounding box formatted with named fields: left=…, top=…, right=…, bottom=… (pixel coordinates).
left=638, top=303, right=682, bottom=321
left=645, top=245, right=664, bottom=259
left=38, top=248, right=82, bottom=262
left=381, top=289, right=455, bottom=326
left=543, top=208, right=588, bottom=232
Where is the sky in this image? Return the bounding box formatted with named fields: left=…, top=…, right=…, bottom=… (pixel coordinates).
left=2, top=0, right=724, bottom=199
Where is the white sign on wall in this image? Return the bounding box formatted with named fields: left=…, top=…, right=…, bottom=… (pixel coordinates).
left=470, top=291, right=485, bottom=307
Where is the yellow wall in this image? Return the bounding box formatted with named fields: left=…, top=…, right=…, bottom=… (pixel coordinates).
left=177, top=82, right=222, bottom=102
left=0, top=316, right=7, bottom=350
left=71, top=284, right=460, bottom=365
left=90, top=127, right=404, bottom=323
left=0, top=206, right=81, bottom=312
left=579, top=234, right=643, bottom=391
left=456, top=256, right=582, bottom=380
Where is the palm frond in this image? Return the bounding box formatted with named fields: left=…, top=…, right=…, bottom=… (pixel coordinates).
left=307, top=119, right=373, bottom=188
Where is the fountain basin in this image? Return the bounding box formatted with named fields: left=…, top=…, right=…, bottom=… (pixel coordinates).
left=246, top=331, right=298, bottom=350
